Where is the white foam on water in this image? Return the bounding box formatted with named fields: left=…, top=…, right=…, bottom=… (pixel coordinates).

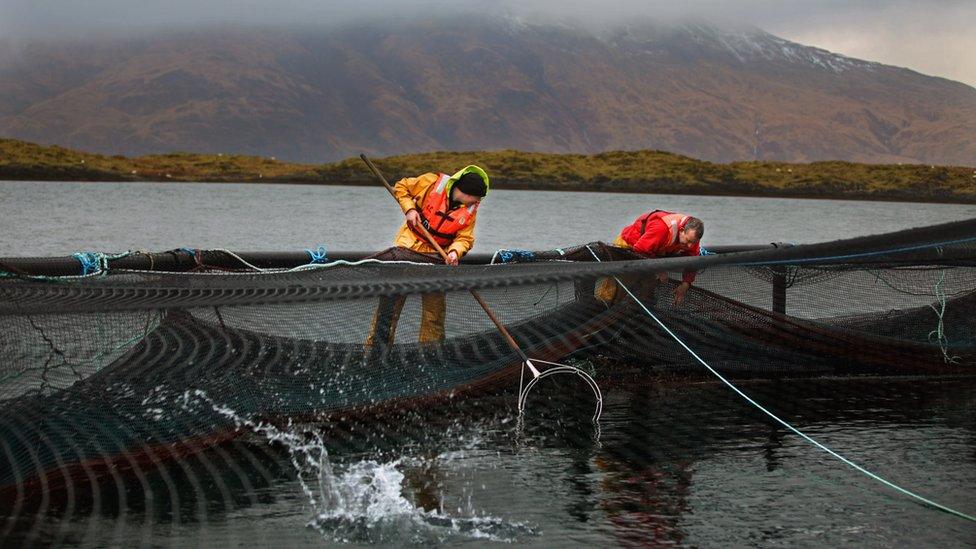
left=184, top=389, right=535, bottom=544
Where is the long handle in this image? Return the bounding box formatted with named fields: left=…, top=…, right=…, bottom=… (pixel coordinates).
left=360, top=154, right=530, bottom=363
left=360, top=154, right=451, bottom=261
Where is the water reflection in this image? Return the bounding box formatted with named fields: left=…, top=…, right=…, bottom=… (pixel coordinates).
left=4, top=375, right=975, bottom=546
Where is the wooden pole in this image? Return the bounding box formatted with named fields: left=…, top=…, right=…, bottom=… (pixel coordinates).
left=360, top=154, right=530, bottom=363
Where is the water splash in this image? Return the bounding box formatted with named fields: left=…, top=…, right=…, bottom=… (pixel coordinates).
left=184, top=390, right=535, bottom=544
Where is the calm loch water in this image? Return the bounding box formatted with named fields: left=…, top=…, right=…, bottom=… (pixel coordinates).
left=0, top=180, right=973, bottom=256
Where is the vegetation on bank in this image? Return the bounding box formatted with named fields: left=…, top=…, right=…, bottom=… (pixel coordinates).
left=2, top=138, right=974, bottom=203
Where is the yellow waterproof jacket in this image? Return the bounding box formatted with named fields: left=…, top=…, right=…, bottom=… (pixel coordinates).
left=392, top=173, right=477, bottom=257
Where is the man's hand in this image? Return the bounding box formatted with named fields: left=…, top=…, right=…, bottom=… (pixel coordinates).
left=446, top=250, right=460, bottom=266
left=673, top=282, right=690, bottom=306
left=405, top=209, right=421, bottom=228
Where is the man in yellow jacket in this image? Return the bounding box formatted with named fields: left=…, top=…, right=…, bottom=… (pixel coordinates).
left=368, top=165, right=490, bottom=346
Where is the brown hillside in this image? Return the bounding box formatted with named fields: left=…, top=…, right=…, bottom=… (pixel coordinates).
left=1, top=19, right=975, bottom=165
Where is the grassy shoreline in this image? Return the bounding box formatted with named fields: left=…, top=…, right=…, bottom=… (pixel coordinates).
left=2, top=138, right=974, bottom=204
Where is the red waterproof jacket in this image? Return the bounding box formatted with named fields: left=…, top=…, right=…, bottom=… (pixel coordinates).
left=619, top=210, right=700, bottom=284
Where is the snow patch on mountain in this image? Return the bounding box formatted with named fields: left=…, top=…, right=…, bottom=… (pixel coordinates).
left=608, top=21, right=879, bottom=74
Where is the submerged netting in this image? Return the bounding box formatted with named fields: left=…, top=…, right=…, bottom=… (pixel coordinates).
left=0, top=219, right=974, bottom=507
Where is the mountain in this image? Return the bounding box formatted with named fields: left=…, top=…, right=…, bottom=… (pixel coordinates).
left=1, top=18, right=975, bottom=165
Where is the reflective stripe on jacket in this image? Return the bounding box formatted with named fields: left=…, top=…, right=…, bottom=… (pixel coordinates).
left=624, top=210, right=689, bottom=246
left=617, top=210, right=700, bottom=284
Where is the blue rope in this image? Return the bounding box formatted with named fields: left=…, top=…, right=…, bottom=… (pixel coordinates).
left=72, top=252, right=102, bottom=276
left=740, top=234, right=976, bottom=266
left=620, top=279, right=976, bottom=522
left=69, top=251, right=133, bottom=277
left=584, top=245, right=976, bottom=523
left=927, top=249, right=962, bottom=364
left=178, top=247, right=197, bottom=256
left=700, top=246, right=715, bottom=256
left=496, top=249, right=536, bottom=263
left=305, top=245, right=328, bottom=264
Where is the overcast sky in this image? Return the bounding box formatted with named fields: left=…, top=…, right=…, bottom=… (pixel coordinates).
left=2, top=0, right=974, bottom=88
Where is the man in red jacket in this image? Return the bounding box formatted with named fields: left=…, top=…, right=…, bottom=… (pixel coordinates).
left=599, top=210, right=705, bottom=306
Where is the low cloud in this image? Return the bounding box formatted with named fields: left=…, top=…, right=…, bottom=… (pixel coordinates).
left=2, top=0, right=973, bottom=87
left=768, top=3, right=976, bottom=88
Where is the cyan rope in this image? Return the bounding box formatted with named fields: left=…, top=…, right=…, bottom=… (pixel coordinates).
left=2, top=251, right=130, bottom=279
left=491, top=249, right=536, bottom=264
left=585, top=245, right=976, bottom=523
left=70, top=251, right=132, bottom=277
left=741, top=234, right=976, bottom=266
left=72, top=252, right=102, bottom=275
left=195, top=249, right=439, bottom=274
left=928, top=264, right=961, bottom=364
left=305, top=245, right=328, bottom=264
left=867, top=267, right=968, bottom=299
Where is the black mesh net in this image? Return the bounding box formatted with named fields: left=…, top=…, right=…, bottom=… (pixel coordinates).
left=1, top=219, right=974, bottom=510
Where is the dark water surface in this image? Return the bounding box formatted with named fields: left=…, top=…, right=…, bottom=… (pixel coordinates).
left=7, top=378, right=976, bottom=547
left=1, top=181, right=975, bottom=546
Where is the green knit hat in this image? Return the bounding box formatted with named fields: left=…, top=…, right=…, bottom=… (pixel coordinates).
left=448, top=165, right=490, bottom=197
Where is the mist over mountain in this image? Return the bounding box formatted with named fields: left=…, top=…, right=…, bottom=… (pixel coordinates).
left=1, top=17, right=974, bottom=165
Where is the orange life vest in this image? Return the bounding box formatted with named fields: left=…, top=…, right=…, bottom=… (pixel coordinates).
left=637, top=210, right=690, bottom=245
left=415, top=173, right=479, bottom=246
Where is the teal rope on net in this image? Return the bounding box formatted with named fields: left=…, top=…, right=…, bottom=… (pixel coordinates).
left=585, top=246, right=976, bottom=523
left=1, top=250, right=136, bottom=279
left=71, top=251, right=133, bottom=277
left=491, top=248, right=536, bottom=264
left=741, top=234, right=976, bottom=266
left=305, top=245, right=328, bottom=264
left=73, top=252, right=101, bottom=275
left=928, top=264, right=962, bottom=365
